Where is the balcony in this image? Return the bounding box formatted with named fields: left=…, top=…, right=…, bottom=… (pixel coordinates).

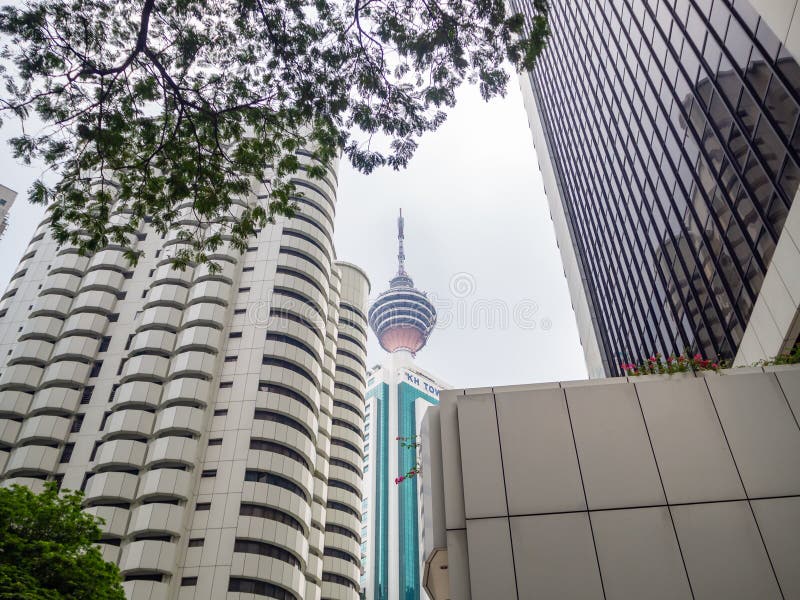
left=93, top=439, right=147, bottom=471
left=322, top=556, right=360, bottom=589
left=160, top=378, right=209, bottom=408
left=241, top=481, right=312, bottom=534
left=326, top=504, right=360, bottom=536
left=70, top=290, right=117, bottom=315
left=127, top=503, right=185, bottom=537
left=137, top=306, right=182, bottom=333
left=186, top=280, right=232, bottom=307
left=5, top=444, right=59, bottom=475
left=85, top=505, right=130, bottom=538
left=51, top=253, right=90, bottom=276
left=0, top=391, right=33, bottom=418
left=250, top=419, right=316, bottom=471
left=0, top=419, right=21, bottom=447
left=246, top=451, right=314, bottom=502
left=120, top=355, right=169, bottom=383
left=61, top=312, right=108, bottom=338
left=0, top=364, right=44, bottom=392
left=152, top=264, right=193, bottom=287
left=16, top=414, right=71, bottom=445
left=87, top=249, right=129, bottom=273
left=113, top=381, right=163, bottom=410
left=136, top=468, right=192, bottom=502
left=180, top=302, right=226, bottom=329
left=144, top=284, right=187, bottom=309
left=323, top=529, right=360, bottom=562
left=102, top=409, right=155, bottom=439
left=228, top=555, right=305, bottom=600
left=129, top=330, right=176, bottom=357
left=83, top=471, right=139, bottom=504
left=39, top=360, right=90, bottom=388
left=259, top=364, right=320, bottom=414
left=28, top=387, right=81, bottom=415
left=118, top=539, right=177, bottom=574
left=193, top=260, right=235, bottom=284
left=1, top=476, right=46, bottom=493
left=40, top=273, right=81, bottom=297
left=263, top=339, right=322, bottom=385
left=153, top=406, right=205, bottom=437
left=79, top=269, right=125, bottom=293
left=19, top=316, right=64, bottom=341
left=50, top=335, right=99, bottom=362
left=330, top=423, right=362, bottom=453
left=7, top=339, right=54, bottom=367
left=167, top=351, right=216, bottom=380
left=144, top=436, right=198, bottom=468
left=173, top=326, right=221, bottom=354
left=121, top=581, right=169, bottom=600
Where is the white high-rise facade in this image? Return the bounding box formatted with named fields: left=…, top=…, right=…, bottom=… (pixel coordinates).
left=360, top=211, right=447, bottom=600
left=0, top=153, right=370, bottom=600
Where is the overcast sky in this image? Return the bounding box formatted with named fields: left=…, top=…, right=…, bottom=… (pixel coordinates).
left=0, top=73, right=587, bottom=388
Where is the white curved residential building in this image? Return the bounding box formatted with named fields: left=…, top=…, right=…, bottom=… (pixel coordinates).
left=0, top=154, right=369, bottom=600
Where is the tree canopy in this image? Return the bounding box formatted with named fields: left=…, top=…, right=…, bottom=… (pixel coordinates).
left=0, top=0, right=549, bottom=268
left=0, top=482, right=125, bottom=600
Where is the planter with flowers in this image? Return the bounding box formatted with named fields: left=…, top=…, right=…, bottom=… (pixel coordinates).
left=621, top=352, right=726, bottom=377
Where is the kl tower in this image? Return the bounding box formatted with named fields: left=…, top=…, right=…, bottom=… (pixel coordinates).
left=360, top=210, right=447, bottom=600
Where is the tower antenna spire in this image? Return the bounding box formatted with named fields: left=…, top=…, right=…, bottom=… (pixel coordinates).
left=397, top=208, right=406, bottom=276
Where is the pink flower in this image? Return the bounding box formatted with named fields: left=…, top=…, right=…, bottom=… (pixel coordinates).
left=694, top=353, right=702, bottom=361
left=712, top=363, right=718, bottom=369
left=394, top=476, right=405, bottom=484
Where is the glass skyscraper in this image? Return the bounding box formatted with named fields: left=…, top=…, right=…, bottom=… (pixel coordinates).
left=514, top=0, right=800, bottom=375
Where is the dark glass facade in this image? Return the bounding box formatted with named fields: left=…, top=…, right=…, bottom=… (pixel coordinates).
left=513, top=0, right=800, bottom=374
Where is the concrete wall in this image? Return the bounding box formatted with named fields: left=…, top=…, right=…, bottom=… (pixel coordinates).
left=422, top=366, right=800, bottom=599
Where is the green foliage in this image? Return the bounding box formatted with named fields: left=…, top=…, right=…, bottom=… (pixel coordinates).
left=0, top=482, right=125, bottom=600
left=756, top=344, right=800, bottom=366
left=0, top=0, right=550, bottom=268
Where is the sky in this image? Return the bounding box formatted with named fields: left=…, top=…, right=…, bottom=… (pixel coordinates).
left=0, top=73, right=587, bottom=388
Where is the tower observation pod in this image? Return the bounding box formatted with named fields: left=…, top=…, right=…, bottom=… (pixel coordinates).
left=368, top=210, right=437, bottom=355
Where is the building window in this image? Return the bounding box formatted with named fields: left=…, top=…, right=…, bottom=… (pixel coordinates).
left=80, top=386, right=95, bottom=404
left=195, top=502, right=211, bottom=511
left=60, top=443, right=75, bottom=463
left=229, top=331, right=242, bottom=338
left=208, top=438, right=222, bottom=446
left=108, top=313, right=119, bottom=323
left=238, top=287, right=250, bottom=293
left=70, top=414, right=84, bottom=433
left=224, top=356, right=236, bottom=363
left=242, top=266, right=254, bottom=272
left=98, top=336, right=111, bottom=352
left=201, top=469, right=217, bottom=478
left=214, top=409, right=228, bottom=416
left=187, top=538, right=204, bottom=547
left=219, top=381, right=233, bottom=389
